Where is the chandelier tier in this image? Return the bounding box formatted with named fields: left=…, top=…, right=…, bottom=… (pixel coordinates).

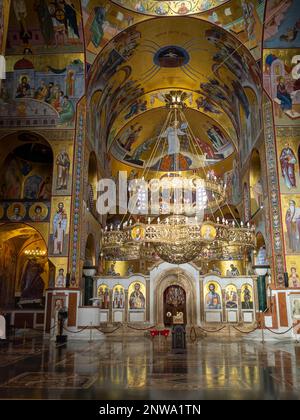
left=129, top=172, right=226, bottom=216
left=102, top=217, right=256, bottom=264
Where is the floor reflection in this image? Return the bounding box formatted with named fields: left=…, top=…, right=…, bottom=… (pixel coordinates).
left=0, top=335, right=299, bottom=400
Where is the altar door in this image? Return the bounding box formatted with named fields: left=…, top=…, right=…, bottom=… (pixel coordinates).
left=164, top=285, right=187, bottom=326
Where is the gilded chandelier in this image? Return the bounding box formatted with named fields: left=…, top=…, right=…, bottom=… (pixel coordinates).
left=102, top=215, right=256, bottom=264
left=102, top=94, right=256, bottom=264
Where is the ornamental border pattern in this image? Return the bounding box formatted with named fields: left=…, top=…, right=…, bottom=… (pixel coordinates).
left=69, top=105, right=85, bottom=282
left=263, top=99, right=285, bottom=285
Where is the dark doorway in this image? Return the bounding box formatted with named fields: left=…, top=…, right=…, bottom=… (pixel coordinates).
left=164, top=285, right=186, bottom=326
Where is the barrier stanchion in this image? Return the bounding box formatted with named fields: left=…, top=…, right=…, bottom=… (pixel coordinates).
left=89, top=322, right=93, bottom=343
left=261, top=311, right=265, bottom=344
left=294, top=322, right=299, bottom=344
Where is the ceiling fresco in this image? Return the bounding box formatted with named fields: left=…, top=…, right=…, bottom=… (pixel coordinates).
left=107, top=88, right=237, bottom=149
left=82, top=0, right=265, bottom=65
left=82, top=0, right=147, bottom=63
left=86, top=16, right=262, bottom=171
left=6, top=0, right=84, bottom=55
left=109, top=107, right=236, bottom=172
left=199, top=0, right=265, bottom=61
left=0, top=224, right=42, bottom=243
left=264, top=0, right=300, bottom=49
left=110, top=0, right=229, bottom=16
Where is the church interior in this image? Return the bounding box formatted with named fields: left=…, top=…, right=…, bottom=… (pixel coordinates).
left=0, top=0, right=300, bottom=401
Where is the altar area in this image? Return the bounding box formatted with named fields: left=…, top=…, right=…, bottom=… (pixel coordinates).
left=76, top=262, right=257, bottom=329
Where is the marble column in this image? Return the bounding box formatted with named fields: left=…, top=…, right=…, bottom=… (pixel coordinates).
left=257, top=275, right=267, bottom=312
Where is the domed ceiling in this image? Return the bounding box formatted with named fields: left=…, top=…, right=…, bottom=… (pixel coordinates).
left=109, top=107, right=235, bottom=172
left=87, top=16, right=262, bottom=173
left=110, top=0, right=229, bottom=16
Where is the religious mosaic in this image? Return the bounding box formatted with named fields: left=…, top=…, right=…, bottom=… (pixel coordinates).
left=0, top=54, right=84, bottom=129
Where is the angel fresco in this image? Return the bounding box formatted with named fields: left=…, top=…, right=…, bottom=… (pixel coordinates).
left=264, top=0, right=300, bottom=48
left=196, top=96, right=221, bottom=114
left=91, top=28, right=141, bottom=90
left=285, top=199, right=300, bottom=253
left=280, top=144, right=297, bottom=189
left=34, top=0, right=80, bottom=47
left=117, top=124, right=143, bottom=152
left=90, top=6, right=106, bottom=48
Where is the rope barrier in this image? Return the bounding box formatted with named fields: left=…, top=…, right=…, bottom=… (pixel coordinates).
left=94, top=325, right=123, bottom=334
left=13, top=322, right=298, bottom=338
left=63, top=325, right=89, bottom=334
left=231, top=325, right=260, bottom=334
left=126, top=324, right=157, bottom=331
left=197, top=325, right=227, bottom=333
left=264, top=325, right=295, bottom=335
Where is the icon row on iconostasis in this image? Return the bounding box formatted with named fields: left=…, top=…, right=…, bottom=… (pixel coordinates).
left=96, top=282, right=146, bottom=310
left=205, top=282, right=254, bottom=310
left=0, top=202, right=50, bottom=222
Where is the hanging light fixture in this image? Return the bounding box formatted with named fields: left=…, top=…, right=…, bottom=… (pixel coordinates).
left=102, top=93, right=256, bottom=264
left=24, top=247, right=47, bottom=257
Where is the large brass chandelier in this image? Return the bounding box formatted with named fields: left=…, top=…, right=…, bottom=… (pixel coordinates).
left=102, top=216, right=256, bottom=264
left=102, top=93, right=256, bottom=264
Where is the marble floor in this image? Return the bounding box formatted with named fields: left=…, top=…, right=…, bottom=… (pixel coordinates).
left=0, top=334, right=299, bottom=400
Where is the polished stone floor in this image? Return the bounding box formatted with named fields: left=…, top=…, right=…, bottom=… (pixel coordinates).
left=0, top=334, right=299, bottom=400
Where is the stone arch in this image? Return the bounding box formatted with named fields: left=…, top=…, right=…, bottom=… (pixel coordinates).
left=0, top=131, right=54, bottom=201
left=154, top=268, right=197, bottom=326
left=0, top=222, right=49, bottom=309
